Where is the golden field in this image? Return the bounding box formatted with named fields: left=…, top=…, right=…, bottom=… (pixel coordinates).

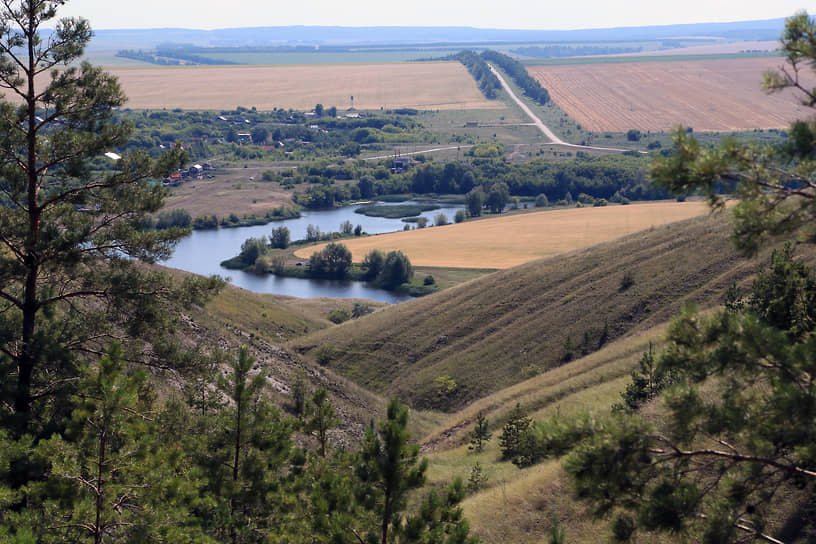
left=294, top=201, right=710, bottom=268
left=527, top=57, right=814, bottom=132
left=104, top=62, right=501, bottom=111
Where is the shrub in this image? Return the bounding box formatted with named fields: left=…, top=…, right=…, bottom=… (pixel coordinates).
left=454, top=209, right=467, bottom=223
left=327, top=308, right=351, bottom=324
left=434, top=212, right=448, bottom=226
left=351, top=303, right=374, bottom=318
left=314, top=345, right=336, bottom=365
left=423, top=275, right=435, bottom=286
left=535, top=193, right=549, bottom=207
left=619, top=272, right=635, bottom=291
left=155, top=208, right=192, bottom=230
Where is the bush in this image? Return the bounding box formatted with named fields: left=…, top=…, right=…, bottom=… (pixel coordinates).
left=454, top=209, right=466, bottom=223
left=351, top=303, right=374, bottom=318
left=314, top=345, right=336, bottom=365
left=193, top=214, right=218, bottom=229
left=619, top=272, right=635, bottom=291
left=434, top=212, right=448, bottom=226
left=327, top=308, right=351, bottom=324
left=423, top=275, right=435, bottom=286
left=535, top=194, right=549, bottom=207
left=155, top=208, right=192, bottom=230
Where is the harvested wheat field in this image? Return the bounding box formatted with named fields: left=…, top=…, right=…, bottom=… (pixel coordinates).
left=528, top=57, right=814, bottom=132
left=294, top=201, right=710, bottom=269
left=104, top=62, right=500, bottom=111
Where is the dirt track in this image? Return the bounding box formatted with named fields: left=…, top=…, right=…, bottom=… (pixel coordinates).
left=488, top=64, right=629, bottom=152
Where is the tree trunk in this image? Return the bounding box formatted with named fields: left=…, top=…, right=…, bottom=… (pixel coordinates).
left=94, top=429, right=107, bottom=544
left=15, top=1, right=41, bottom=433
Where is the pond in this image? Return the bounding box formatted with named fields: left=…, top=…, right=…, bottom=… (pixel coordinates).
left=160, top=201, right=463, bottom=303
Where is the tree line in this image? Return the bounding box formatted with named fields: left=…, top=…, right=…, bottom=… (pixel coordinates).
left=451, top=50, right=501, bottom=99
left=480, top=49, right=550, bottom=105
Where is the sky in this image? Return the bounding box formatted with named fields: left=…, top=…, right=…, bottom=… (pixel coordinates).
left=56, top=0, right=816, bottom=31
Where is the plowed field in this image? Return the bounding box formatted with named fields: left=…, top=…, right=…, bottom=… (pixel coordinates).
left=105, top=62, right=501, bottom=111
left=527, top=58, right=814, bottom=132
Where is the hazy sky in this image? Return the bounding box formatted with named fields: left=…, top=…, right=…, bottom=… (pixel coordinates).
left=56, top=0, right=816, bottom=30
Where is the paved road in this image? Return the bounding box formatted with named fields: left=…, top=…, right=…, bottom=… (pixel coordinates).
left=363, top=145, right=474, bottom=161
left=488, top=64, right=632, bottom=153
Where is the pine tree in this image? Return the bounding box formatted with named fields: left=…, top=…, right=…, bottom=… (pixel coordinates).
left=0, top=0, right=221, bottom=436
left=567, top=15, right=816, bottom=539
left=356, top=398, right=428, bottom=544
left=3, top=344, right=197, bottom=542
left=306, top=388, right=339, bottom=458
left=198, top=347, right=292, bottom=543
left=498, top=403, right=531, bottom=460
left=468, top=411, right=491, bottom=453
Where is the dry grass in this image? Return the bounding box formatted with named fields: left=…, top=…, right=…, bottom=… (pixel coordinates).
left=104, top=62, right=501, bottom=111
left=420, top=324, right=667, bottom=452
left=164, top=174, right=294, bottom=218
left=294, top=201, right=710, bottom=268
left=527, top=57, right=815, bottom=132
left=290, top=213, right=763, bottom=410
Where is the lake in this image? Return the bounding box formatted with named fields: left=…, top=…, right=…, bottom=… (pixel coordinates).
left=161, top=201, right=463, bottom=303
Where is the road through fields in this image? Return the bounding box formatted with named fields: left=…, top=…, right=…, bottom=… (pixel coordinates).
left=488, top=64, right=630, bottom=153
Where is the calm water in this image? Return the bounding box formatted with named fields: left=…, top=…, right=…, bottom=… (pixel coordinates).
left=161, top=202, right=463, bottom=303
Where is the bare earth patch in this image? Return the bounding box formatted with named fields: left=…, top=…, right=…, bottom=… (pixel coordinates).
left=294, top=201, right=710, bottom=269
left=527, top=58, right=814, bottom=132
left=105, top=62, right=501, bottom=111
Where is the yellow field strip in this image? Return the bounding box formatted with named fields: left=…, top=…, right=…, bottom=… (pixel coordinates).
left=294, top=201, right=711, bottom=269
left=102, top=62, right=502, bottom=111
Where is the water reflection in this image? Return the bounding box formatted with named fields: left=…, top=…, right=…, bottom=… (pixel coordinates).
left=161, top=201, right=462, bottom=303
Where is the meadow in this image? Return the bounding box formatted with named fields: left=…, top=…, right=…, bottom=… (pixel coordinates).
left=527, top=57, right=812, bottom=132
left=293, top=201, right=710, bottom=268
left=106, top=62, right=501, bottom=111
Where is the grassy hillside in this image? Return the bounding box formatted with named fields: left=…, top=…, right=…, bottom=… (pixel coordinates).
left=290, top=212, right=765, bottom=411
left=415, top=324, right=670, bottom=543
left=162, top=278, right=444, bottom=443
